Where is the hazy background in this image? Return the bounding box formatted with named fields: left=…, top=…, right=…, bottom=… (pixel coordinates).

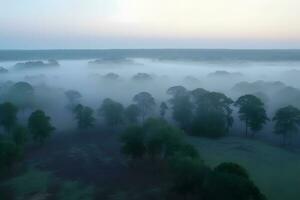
left=1, top=0, right=300, bottom=49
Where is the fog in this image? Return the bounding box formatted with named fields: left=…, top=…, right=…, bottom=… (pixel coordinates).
left=1, top=57, right=300, bottom=141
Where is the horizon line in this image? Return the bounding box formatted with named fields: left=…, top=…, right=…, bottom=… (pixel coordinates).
left=1, top=48, right=300, bottom=51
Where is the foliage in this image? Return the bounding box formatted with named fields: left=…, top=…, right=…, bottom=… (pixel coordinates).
left=0, top=102, right=18, bottom=133
left=28, top=110, right=55, bottom=144
left=273, top=105, right=300, bottom=145
left=203, top=168, right=266, bottom=200
left=120, top=118, right=192, bottom=160
left=121, top=126, right=146, bottom=159
left=133, top=92, right=155, bottom=122
left=144, top=118, right=185, bottom=159
left=159, top=102, right=168, bottom=118
left=235, top=95, right=268, bottom=136
left=0, top=140, right=19, bottom=176
left=12, top=125, right=28, bottom=147
left=99, top=98, right=124, bottom=126
left=167, top=86, right=193, bottom=129
left=169, top=155, right=208, bottom=198
left=191, top=90, right=233, bottom=137
left=65, top=90, right=82, bottom=108
left=73, top=104, right=95, bottom=129
left=7, top=81, right=35, bottom=110
left=214, top=162, right=249, bottom=179
left=124, top=104, right=140, bottom=124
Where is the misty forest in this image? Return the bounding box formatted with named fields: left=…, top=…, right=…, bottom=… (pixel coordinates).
left=1, top=50, right=300, bottom=200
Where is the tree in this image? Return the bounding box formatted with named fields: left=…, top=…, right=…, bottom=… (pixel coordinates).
left=8, top=82, right=35, bottom=110
left=203, top=162, right=266, bottom=200
left=204, top=170, right=266, bottom=200
left=28, top=110, right=55, bottom=144
left=12, top=125, right=27, bottom=147
left=120, top=126, right=146, bottom=159
left=234, top=95, right=268, bottom=137
left=133, top=92, right=155, bottom=122
left=65, top=90, right=82, bottom=109
left=0, top=140, right=19, bottom=175
left=73, top=104, right=95, bottom=129
left=0, top=102, right=18, bottom=133
left=160, top=102, right=168, bottom=118
left=167, top=86, right=193, bottom=129
left=99, top=98, right=124, bottom=127
left=214, top=162, right=249, bottom=179
left=273, top=105, right=300, bottom=145
left=144, top=118, right=185, bottom=160
left=169, top=156, right=208, bottom=200
left=191, top=91, right=234, bottom=137
left=124, top=104, right=140, bottom=124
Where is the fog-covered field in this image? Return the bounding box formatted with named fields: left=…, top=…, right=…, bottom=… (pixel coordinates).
left=1, top=54, right=300, bottom=137
left=1, top=50, right=300, bottom=200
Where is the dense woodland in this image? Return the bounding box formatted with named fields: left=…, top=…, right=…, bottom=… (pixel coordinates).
left=1, top=72, right=300, bottom=200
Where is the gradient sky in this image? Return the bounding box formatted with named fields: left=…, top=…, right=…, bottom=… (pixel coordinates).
left=1, top=0, right=300, bottom=49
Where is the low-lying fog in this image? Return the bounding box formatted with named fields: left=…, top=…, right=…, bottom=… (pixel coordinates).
left=1, top=57, right=300, bottom=143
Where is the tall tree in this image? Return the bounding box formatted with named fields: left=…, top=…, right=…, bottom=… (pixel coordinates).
left=120, top=126, right=146, bottom=159
left=124, top=104, right=140, bottom=124
left=273, top=105, right=300, bottom=145
left=12, top=125, right=28, bottom=147
left=8, top=82, right=35, bottom=110
left=234, top=95, right=268, bottom=137
left=73, top=104, right=95, bottom=129
left=98, top=98, right=124, bottom=127
left=0, top=102, right=18, bottom=133
left=133, top=92, right=155, bottom=122
left=167, top=86, right=193, bottom=129
left=28, top=110, right=55, bottom=144
left=65, top=90, right=82, bottom=109
left=191, top=91, right=234, bottom=137
left=160, top=102, right=168, bottom=118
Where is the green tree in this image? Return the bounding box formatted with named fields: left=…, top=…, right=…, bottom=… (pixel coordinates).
left=0, top=102, right=18, bottom=133
left=204, top=162, right=266, bottom=200
left=144, top=118, right=184, bottom=160
left=191, top=91, right=233, bottom=137
left=73, top=104, right=95, bottom=129
left=0, top=140, right=19, bottom=176
left=234, top=95, right=268, bottom=137
left=169, top=156, right=208, bottom=200
left=167, top=86, right=193, bottom=130
left=65, top=90, right=82, bottom=109
left=124, top=104, right=140, bottom=124
left=214, top=162, right=249, bottom=179
left=98, top=98, right=124, bottom=127
left=12, top=125, right=27, bottom=147
left=28, top=110, right=55, bottom=144
left=8, top=81, right=35, bottom=110
left=120, top=126, right=146, bottom=159
left=160, top=102, right=168, bottom=118
left=133, top=92, right=155, bottom=122
left=273, top=105, right=300, bottom=145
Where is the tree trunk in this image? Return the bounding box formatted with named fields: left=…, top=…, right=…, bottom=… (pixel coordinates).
left=245, top=120, right=248, bottom=137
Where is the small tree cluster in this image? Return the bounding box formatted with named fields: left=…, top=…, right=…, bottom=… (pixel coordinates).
left=0, top=102, right=55, bottom=176
left=73, top=104, right=95, bottom=129
left=120, top=118, right=197, bottom=161
left=235, top=94, right=269, bottom=137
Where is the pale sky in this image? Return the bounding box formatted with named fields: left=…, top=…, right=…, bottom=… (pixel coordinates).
left=1, top=0, right=300, bottom=49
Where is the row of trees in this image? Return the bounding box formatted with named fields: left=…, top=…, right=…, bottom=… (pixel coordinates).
left=120, top=118, right=266, bottom=200
left=0, top=102, right=55, bottom=176
left=68, top=86, right=300, bottom=144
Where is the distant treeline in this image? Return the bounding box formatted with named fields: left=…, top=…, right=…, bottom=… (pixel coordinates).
left=1, top=49, right=300, bottom=61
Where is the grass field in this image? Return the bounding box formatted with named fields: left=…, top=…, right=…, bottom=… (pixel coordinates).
left=188, top=136, right=300, bottom=200
left=3, top=131, right=300, bottom=200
